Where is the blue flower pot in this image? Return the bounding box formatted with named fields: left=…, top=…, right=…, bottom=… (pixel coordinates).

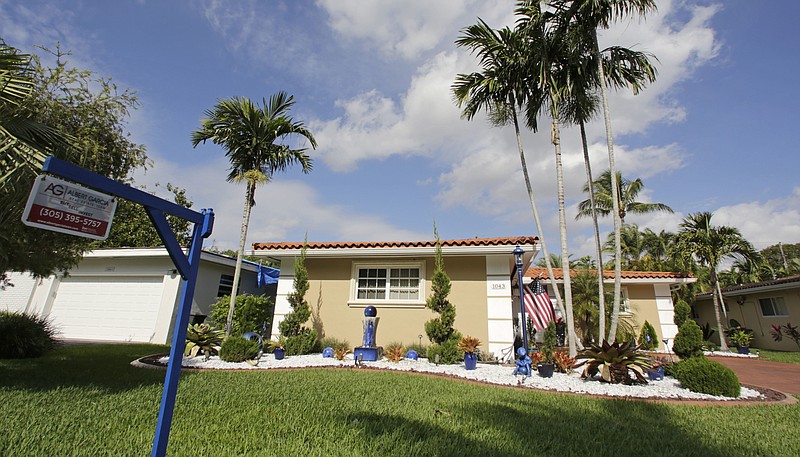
left=737, top=345, right=750, bottom=355
left=274, top=348, right=286, bottom=360
left=647, top=366, right=664, bottom=381
left=464, top=352, right=478, bottom=370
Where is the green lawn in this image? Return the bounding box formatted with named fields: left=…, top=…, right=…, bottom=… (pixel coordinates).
left=1, top=344, right=799, bottom=456
left=753, top=348, right=800, bottom=364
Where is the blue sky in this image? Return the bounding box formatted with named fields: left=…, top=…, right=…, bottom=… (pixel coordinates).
left=3, top=0, right=798, bottom=257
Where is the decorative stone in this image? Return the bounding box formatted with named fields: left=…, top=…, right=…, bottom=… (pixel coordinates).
left=405, top=350, right=418, bottom=360
left=364, top=305, right=377, bottom=317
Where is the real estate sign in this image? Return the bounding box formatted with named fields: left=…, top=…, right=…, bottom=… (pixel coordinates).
left=21, top=174, right=117, bottom=240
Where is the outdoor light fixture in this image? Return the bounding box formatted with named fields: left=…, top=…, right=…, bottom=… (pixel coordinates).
left=513, top=245, right=529, bottom=352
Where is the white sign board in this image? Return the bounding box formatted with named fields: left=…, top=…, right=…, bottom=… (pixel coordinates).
left=21, top=175, right=117, bottom=240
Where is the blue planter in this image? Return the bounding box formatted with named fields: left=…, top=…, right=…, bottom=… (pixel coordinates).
left=274, top=348, right=286, bottom=360
left=647, top=366, right=664, bottom=381
left=464, top=353, right=478, bottom=370
left=537, top=363, right=554, bottom=378
left=737, top=345, right=750, bottom=355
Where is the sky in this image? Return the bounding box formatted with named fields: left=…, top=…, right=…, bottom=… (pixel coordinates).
left=3, top=0, right=799, bottom=259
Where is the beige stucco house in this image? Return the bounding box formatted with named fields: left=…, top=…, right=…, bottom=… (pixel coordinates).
left=693, top=275, right=800, bottom=351
left=251, top=237, right=539, bottom=357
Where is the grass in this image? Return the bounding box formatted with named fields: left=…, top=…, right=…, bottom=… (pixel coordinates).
left=1, top=344, right=799, bottom=456
left=753, top=348, right=800, bottom=364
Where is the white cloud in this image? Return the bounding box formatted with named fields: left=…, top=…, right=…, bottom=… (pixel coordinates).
left=714, top=188, right=800, bottom=250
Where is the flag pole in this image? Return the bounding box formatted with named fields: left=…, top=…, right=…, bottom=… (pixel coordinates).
left=514, top=245, right=529, bottom=353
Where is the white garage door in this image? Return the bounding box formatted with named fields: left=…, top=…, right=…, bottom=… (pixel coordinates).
left=49, top=276, right=165, bottom=342
left=0, top=272, right=37, bottom=313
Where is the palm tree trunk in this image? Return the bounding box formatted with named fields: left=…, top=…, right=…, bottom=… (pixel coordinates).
left=579, top=121, right=606, bottom=341
left=511, top=110, right=567, bottom=321
left=225, top=181, right=255, bottom=337
left=592, top=30, right=623, bottom=343
left=709, top=268, right=729, bottom=351
left=551, top=114, right=577, bottom=357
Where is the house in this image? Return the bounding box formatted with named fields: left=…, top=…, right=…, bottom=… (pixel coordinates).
left=693, top=275, right=800, bottom=351
left=1, top=248, right=276, bottom=344
left=527, top=268, right=696, bottom=350
left=251, top=237, right=539, bottom=357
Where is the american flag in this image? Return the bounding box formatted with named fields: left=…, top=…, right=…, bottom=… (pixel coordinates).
left=524, top=278, right=555, bottom=331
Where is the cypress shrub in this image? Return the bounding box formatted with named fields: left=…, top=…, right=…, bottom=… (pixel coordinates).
left=673, top=299, right=691, bottom=328
left=219, top=335, right=260, bottom=363
left=424, top=226, right=457, bottom=345
left=638, top=320, right=658, bottom=351
left=279, top=243, right=318, bottom=355
left=0, top=312, right=58, bottom=359
left=426, top=332, right=463, bottom=364
left=673, top=320, right=704, bottom=359
left=672, top=356, right=741, bottom=398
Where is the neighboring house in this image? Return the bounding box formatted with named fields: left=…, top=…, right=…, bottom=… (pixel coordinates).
left=527, top=268, right=696, bottom=350
left=693, top=275, right=800, bottom=351
left=1, top=248, right=274, bottom=344
left=251, top=237, right=539, bottom=357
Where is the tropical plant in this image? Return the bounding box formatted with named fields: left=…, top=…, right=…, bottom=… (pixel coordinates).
left=452, top=15, right=568, bottom=334
left=218, top=335, right=260, bottom=363
left=770, top=323, right=800, bottom=350
left=424, top=226, right=457, bottom=345
left=457, top=336, right=481, bottom=354
left=0, top=311, right=58, bottom=359
left=670, top=357, right=740, bottom=398
left=728, top=329, right=753, bottom=348
left=333, top=343, right=350, bottom=361
left=575, top=340, right=651, bottom=384
left=209, top=294, right=273, bottom=337
left=699, top=322, right=716, bottom=343
left=192, top=92, right=315, bottom=336
left=184, top=323, right=224, bottom=360
left=268, top=335, right=288, bottom=351
left=540, top=321, right=558, bottom=364
left=553, top=351, right=576, bottom=373
left=577, top=171, right=673, bottom=224
left=384, top=343, right=405, bottom=363
left=638, top=320, right=658, bottom=351
left=673, top=320, right=704, bottom=359
left=673, top=212, right=757, bottom=351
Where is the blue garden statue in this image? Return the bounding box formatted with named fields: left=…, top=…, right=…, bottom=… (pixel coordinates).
left=513, top=347, right=532, bottom=377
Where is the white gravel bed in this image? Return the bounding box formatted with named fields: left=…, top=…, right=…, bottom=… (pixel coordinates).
left=703, top=350, right=760, bottom=358
left=159, top=354, right=763, bottom=401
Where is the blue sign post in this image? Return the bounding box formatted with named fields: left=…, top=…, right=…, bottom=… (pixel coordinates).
left=39, top=157, right=214, bottom=457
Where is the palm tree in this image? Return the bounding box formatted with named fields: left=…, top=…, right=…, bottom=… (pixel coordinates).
left=604, top=223, right=646, bottom=270
left=559, top=20, right=657, bottom=340
left=577, top=170, right=673, bottom=224
left=673, top=212, right=756, bottom=351
left=452, top=18, right=570, bottom=334
left=192, top=93, right=316, bottom=336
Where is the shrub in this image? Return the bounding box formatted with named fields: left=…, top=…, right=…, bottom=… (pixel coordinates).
left=638, top=321, right=658, bottom=351
left=209, top=294, right=273, bottom=336
left=671, top=356, right=740, bottom=398
left=673, top=300, right=691, bottom=327
left=219, top=335, right=260, bottom=363
left=384, top=342, right=405, bottom=363
left=673, top=320, right=704, bottom=359
left=406, top=342, right=428, bottom=358
left=425, top=227, right=457, bottom=344
left=540, top=321, right=558, bottom=364
left=426, top=332, right=462, bottom=364
left=0, top=312, right=58, bottom=359
left=285, top=328, right=318, bottom=356
left=279, top=244, right=318, bottom=356
left=729, top=329, right=754, bottom=347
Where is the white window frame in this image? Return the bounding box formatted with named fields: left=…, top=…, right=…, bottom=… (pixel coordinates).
left=759, top=296, right=789, bottom=317
left=619, top=287, right=632, bottom=314
left=349, top=261, right=426, bottom=308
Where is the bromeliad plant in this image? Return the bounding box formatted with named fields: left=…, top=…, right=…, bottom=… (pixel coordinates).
left=457, top=336, right=481, bottom=354
left=334, top=342, right=351, bottom=361
left=384, top=343, right=405, bottom=363
left=185, top=323, right=225, bottom=360
left=576, top=340, right=652, bottom=384
left=553, top=351, right=576, bottom=373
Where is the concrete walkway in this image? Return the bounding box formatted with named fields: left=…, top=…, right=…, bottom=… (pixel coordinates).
left=709, top=356, right=800, bottom=395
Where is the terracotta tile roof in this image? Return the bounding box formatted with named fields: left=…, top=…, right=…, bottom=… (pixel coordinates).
left=696, top=275, right=800, bottom=298
left=525, top=267, right=693, bottom=280
left=253, top=236, right=538, bottom=251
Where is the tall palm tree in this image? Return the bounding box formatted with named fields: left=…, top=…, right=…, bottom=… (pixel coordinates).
left=192, top=93, right=316, bottom=336
left=577, top=170, right=673, bottom=224
left=452, top=18, right=571, bottom=333
left=559, top=19, right=657, bottom=340
left=673, top=212, right=756, bottom=351
left=603, top=223, right=646, bottom=270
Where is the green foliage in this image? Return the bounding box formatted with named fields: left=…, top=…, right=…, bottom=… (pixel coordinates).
left=576, top=340, right=652, bottom=384
left=553, top=351, right=576, bottom=373
left=98, top=183, right=193, bottom=248
left=673, top=300, right=691, bottom=327
left=1, top=43, right=148, bottom=277
left=729, top=329, right=753, bottom=347
left=219, top=335, right=260, bottom=363
left=278, top=244, right=316, bottom=355
left=638, top=320, right=658, bottom=351
left=426, top=332, right=463, bottom=365
left=184, top=323, right=224, bottom=359
left=673, top=320, right=704, bottom=359
left=405, top=342, right=428, bottom=358
left=209, top=294, right=273, bottom=337
left=540, top=321, right=558, bottom=364
left=425, top=226, right=456, bottom=344
left=700, top=322, right=716, bottom=342
left=0, top=311, right=58, bottom=358
left=671, top=357, right=740, bottom=398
